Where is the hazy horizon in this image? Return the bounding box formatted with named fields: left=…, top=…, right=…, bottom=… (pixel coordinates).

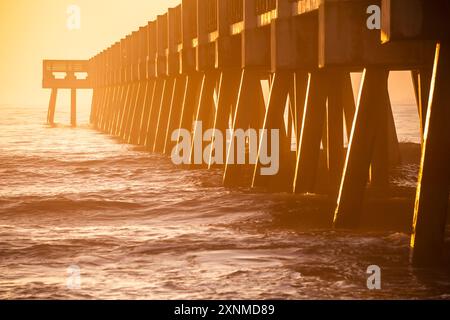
left=0, top=0, right=179, bottom=107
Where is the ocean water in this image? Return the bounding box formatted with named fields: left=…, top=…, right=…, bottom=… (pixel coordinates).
left=0, top=103, right=449, bottom=300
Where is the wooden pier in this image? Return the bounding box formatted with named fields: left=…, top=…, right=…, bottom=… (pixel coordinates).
left=43, top=0, right=450, bottom=266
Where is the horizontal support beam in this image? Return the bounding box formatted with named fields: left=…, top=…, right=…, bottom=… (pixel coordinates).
left=381, top=0, right=450, bottom=42
left=319, top=0, right=436, bottom=69
left=43, top=60, right=90, bottom=73
left=43, top=79, right=92, bottom=89
left=43, top=60, right=92, bottom=88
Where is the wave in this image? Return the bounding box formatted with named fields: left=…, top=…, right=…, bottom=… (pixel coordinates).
left=0, top=196, right=143, bottom=215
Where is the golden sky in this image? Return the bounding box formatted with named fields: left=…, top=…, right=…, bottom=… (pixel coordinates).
left=0, top=0, right=179, bottom=107
left=0, top=0, right=415, bottom=107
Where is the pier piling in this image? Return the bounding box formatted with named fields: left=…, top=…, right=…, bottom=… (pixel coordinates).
left=411, top=43, right=450, bottom=266
left=47, top=88, right=57, bottom=125
left=71, top=89, right=77, bottom=127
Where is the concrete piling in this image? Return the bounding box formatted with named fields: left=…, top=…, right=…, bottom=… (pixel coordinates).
left=47, top=88, right=57, bottom=125
left=334, top=69, right=390, bottom=228
left=411, top=43, right=450, bottom=266
left=70, top=89, right=77, bottom=127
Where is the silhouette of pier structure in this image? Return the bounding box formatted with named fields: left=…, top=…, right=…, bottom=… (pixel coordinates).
left=43, top=60, right=92, bottom=126
left=42, top=0, right=450, bottom=266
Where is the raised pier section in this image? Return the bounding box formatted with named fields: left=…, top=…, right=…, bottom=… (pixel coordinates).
left=43, top=0, right=450, bottom=266
left=43, top=60, right=92, bottom=126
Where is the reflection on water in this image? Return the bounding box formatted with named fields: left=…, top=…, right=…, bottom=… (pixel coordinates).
left=0, top=104, right=448, bottom=299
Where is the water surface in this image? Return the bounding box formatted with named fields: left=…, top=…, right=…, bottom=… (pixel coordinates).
left=0, top=104, right=449, bottom=299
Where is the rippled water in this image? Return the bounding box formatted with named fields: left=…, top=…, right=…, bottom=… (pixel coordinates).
left=0, top=103, right=449, bottom=300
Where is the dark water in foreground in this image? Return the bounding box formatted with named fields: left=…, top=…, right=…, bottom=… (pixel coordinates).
left=0, top=104, right=449, bottom=299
